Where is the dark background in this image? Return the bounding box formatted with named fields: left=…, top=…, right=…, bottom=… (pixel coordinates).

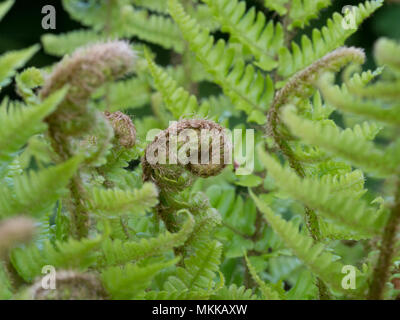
left=0, top=0, right=399, bottom=99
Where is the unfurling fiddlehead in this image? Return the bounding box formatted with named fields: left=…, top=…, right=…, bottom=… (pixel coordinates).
left=40, top=41, right=136, bottom=238
left=142, top=119, right=231, bottom=250
left=142, top=119, right=230, bottom=192
left=104, top=111, right=137, bottom=149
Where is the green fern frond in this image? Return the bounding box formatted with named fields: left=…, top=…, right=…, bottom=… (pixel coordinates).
left=263, top=0, right=288, bottom=16
left=319, top=169, right=366, bottom=198
left=164, top=240, right=222, bottom=292
left=145, top=49, right=208, bottom=119
left=277, top=0, right=383, bottom=78
left=0, top=45, right=39, bottom=89
left=210, top=284, right=257, bottom=300
left=0, top=88, right=68, bottom=178
left=0, top=156, right=81, bottom=218
left=320, top=76, right=400, bottom=125
left=257, top=146, right=386, bottom=236
left=250, top=190, right=364, bottom=294
left=319, top=219, right=372, bottom=241
left=202, top=0, right=284, bottom=71
left=0, top=0, right=13, bottom=22
left=244, top=254, right=283, bottom=300
left=134, top=0, right=168, bottom=13
left=191, top=4, right=220, bottom=32
left=88, top=182, right=159, bottom=216
left=282, top=107, right=398, bottom=176
left=273, top=47, right=365, bottom=111
left=0, top=262, right=12, bottom=299
left=42, top=30, right=101, bottom=57
left=11, top=236, right=102, bottom=282
left=124, top=8, right=184, bottom=53
left=101, top=211, right=195, bottom=266
left=62, top=0, right=113, bottom=29
left=15, top=67, right=44, bottom=105
left=200, top=94, right=239, bottom=124
left=374, top=38, right=400, bottom=74
left=101, top=258, right=179, bottom=299
left=168, top=0, right=274, bottom=124
left=94, top=77, right=151, bottom=112
left=345, top=68, right=383, bottom=93
left=288, top=0, right=332, bottom=30
left=145, top=289, right=209, bottom=300
left=349, top=79, right=400, bottom=102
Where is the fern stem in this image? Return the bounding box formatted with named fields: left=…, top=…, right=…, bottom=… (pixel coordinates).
left=267, top=100, right=330, bottom=300
left=68, top=173, right=90, bottom=239
left=264, top=49, right=370, bottom=299
left=368, top=184, right=400, bottom=299
left=267, top=103, right=322, bottom=242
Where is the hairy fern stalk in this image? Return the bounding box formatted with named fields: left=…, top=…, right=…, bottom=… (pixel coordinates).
left=0, top=0, right=399, bottom=300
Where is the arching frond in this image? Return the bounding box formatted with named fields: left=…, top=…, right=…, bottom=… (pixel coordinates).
left=277, top=0, right=383, bottom=78
left=169, top=0, right=274, bottom=124
left=202, top=0, right=284, bottom=71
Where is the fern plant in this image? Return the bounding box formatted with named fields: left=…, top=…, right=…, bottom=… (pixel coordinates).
left=0, top=0, right=399, bottom=301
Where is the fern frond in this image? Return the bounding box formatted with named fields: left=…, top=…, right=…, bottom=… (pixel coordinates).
left=124, top=8, right=185, bottom=53
left=42, top=30, right=101, bottom=57
left=273, top=47, right=365, bottom=111
left=11, top=236, right=102, bottom=282
left=145, top=49, right=208, bottom=119
left=101, top=211, right=195, bottom=266
left=0, top=45, right=39, bottom=89
left=210, top=284, right=257, bottom=300
left=94, top=77, right=151, bottom=112
left=101, top=258, right=179, bottom=299
left=277, top=0, right=383, bottom=78
left=62, top=0, right=111, bottom=29
left=0, top=0, right=13, bottom=22
left=319, top=219, right=372, bottom=241
left=88, top=182, right=159, bottom=216
left=250, top=190, right=364, bottom=294
left=319, top=169, right=367, bottom=198
left=0, top=262, right=12, bottom=299
left=263, top=0, right=288, bottom=16
left=202, top=0, right=284, bottom=71
left=374, top=38, right=400, bottom=73
left=320, top=76, right=400, bottom=125
left=244, top=254, right=283, bottom=300
left=191, top=4, right=220, bottom=32
left=168, top=0, right=274, bottom=124
left=0, top=156, right=81, bottom=218
left=349, top=80, right=400, bottom=102
left=0, top=88, right=67, bottom=176
left=345, top=68, right=383, bottom=93
left=257, top=146, right=386, bottom=236
left=283, top=107, right=398, bottom=176
left=134, top=0, right=168, bottom=13
left=164, top=240, right=222, bottom=292
left=145, top=289, right=209, bottom=300
left=15, top=67, right=44, bottom=105
left=288, top=0, right=332, bottom=30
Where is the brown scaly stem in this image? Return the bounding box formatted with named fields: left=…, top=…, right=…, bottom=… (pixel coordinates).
left=46, top=129, right=90, bottom=239
left=266, top=47, right=366, bottom=242
left=268, top=106, right=328, bottom=299
left=266, top=47, right=367, bottom=299
left=266, top=81, right=322, bottom=242
left=368, top=182, right=400, bottom=300
left=41, top=41, right=135, bottom=239
left=264, top=48, right=365, bottom=299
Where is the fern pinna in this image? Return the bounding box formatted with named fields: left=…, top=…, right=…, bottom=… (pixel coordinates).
left=0, top=0, right=399, bottom=301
